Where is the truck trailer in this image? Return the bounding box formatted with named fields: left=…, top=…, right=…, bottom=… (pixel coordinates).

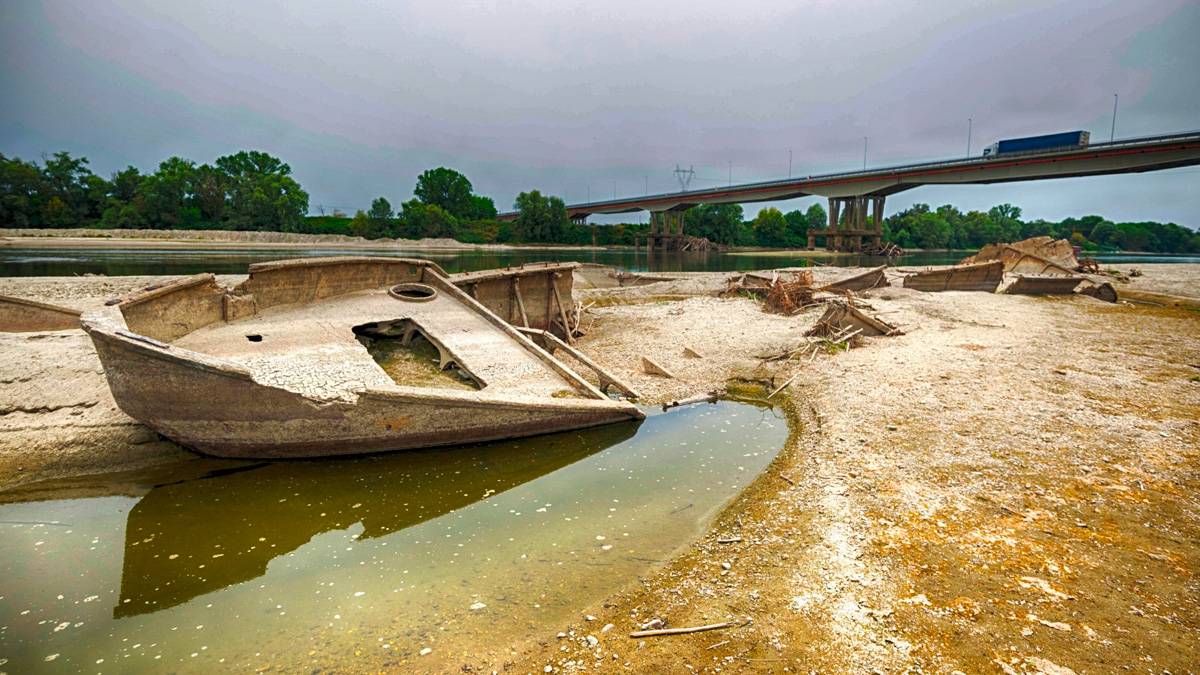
left=982, top=131, right=1090, bottom=157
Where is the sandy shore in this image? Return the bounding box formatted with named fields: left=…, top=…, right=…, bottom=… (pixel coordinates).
left=1, top=263, right=1197, bottom=673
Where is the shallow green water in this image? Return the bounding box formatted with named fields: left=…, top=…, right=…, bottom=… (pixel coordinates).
left=0, top=400, right=788, bottom=674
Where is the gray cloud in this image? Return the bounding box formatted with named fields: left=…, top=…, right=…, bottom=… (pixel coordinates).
left=2, top=0, right=1196, bottom=224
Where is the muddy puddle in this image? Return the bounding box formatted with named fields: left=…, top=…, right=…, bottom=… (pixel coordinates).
left=0, top=400, right=788, bottom=674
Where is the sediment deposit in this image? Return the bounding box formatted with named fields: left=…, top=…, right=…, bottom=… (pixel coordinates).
left=1, top=263, right=1197, bottom=674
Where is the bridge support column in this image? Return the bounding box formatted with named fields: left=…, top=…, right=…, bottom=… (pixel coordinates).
left=827, top=198, right=841, bottom=251
left=871, top=197, right=885, bottom=247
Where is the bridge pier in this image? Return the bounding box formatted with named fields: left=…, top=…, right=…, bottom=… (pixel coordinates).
left=810, top=195, right=885, bottom=252
left=640, top=210, right=686, bottom=254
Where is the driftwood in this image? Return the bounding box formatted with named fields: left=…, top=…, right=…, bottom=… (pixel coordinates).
left=766, top=374, right=798, bottom=399
left=663, top=389, right=724, bottom=410
left=806, top=303, right=900, bottom=338
left=629, top=621, right=738, bottom=638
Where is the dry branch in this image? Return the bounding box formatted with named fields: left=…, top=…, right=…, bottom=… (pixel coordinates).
left=629, top=621, right=738, bottom=638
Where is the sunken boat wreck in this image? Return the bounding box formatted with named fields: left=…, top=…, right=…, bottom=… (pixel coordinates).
left=81, top=257, right=643, bottom=459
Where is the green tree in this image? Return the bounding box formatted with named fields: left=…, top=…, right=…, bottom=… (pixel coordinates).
left=399, top=199, right=458, bottom=239
left=0, top=154, right=46, bottom=227
left=1089, top=220, right=1118, bottom=247
left=41, top=151, right=93, bottom=220
left=782, top=209, right=808, bottom=247
left=140, top=156, right=196, bottom=229
left=110, top=166, right=142, bottom=202
left=415, top=168, right=475, bottom=218
left=513, top=190, right=568, bottom=242
left=215, top=151, right=308, bottom=231
left=684, top=204, right=744, bottom=245
left=369, top=197, right=394, bottom=222
left=467, top=194, right=498, bottom=220
left=348, top=210, right=374, bottom=239
left=753, top=207, right=788, bottom=247
left=988, top=203, right=1023, bottom=242
left=191, top=165, right=227, bottom=223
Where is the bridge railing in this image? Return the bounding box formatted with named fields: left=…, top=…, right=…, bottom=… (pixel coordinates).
left=497, top=129, right=1200, bottom=216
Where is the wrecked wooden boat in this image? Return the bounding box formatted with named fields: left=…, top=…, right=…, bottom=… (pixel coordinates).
left=1004, top=274, right=1085, bottom=296
left=959, top=236, right=1081, bottom=274
left=0, top=295, right=81, bottom=332
left=903, top=260, right=1004, bottom=293
left=822, top=265, right=889, bottom=292
left=81, top=257, right=644, bottom=459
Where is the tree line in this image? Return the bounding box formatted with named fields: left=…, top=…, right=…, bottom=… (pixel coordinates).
left=1, top=151, right=309, bottom=232
left=3, top=152, right=1196, bottom=252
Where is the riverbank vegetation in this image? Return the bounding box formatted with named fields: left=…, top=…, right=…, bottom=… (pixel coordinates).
left=3, top=152, right=1197, bottom=252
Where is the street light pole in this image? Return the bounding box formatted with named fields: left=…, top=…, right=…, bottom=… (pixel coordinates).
left=1111, top=94, right=1119, bottom=142
left=967, top=118, right=972, bottom=157
left=862, top=137, right=868, bottom=170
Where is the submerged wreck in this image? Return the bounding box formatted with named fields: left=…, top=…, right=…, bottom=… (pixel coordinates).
left=81, top=257, right=643, bottom=459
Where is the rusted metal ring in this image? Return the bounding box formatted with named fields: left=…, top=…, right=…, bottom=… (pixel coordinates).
left=388, top=283, right=438, bottom=302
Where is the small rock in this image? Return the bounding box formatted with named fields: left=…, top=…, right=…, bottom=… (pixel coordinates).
left=601, top=624, right=614, bottom=633
left=721, top=562, right=731, bottom=570
left=469, top=602, right=487, bottom=610
left=557, top=632, right=567, bottom=639
left=585, top=615, right=597, bottom=621
left=544, top=667, right=553, bottom=673
left=637, top=641, right=646, bottom=649
left=586, top=636, right=598, bottom=647
left=420, top=648, right=432, bottom=656
left=640, top=619, right=662, bottom=630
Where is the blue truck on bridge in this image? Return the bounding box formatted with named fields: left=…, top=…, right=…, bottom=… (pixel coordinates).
left=982, top=130, right=1090, bottom=157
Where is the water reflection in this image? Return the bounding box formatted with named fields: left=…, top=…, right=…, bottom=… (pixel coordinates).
left=111, top=423, right=639, bottom=617
left=0, top=246, right=953, bottom=276
left=0, top=402, right=783, bottom=674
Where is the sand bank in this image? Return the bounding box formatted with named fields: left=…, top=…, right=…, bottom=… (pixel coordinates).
left=1, top=263, right=1197, bottom=673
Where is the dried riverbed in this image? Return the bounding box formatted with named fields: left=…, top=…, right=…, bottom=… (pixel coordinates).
left=1, top=263, right=1198, bottom=674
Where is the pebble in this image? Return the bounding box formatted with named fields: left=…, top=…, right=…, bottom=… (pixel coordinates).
left=557, top=632, right=567, bottom=639
left=721, top=562, right=731, bottom=570
left=420, top=648, right=432, bottom=656
left=586, top=636, right=598, bottom=647
left=585, top=615, right=596, bottom=621
left=601, top=623, right=614, bottom=633
left=544, top=667, right=553, bottom=673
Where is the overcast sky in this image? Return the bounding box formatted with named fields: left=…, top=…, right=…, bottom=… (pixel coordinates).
left=3, top=0, right=1198, bottom=225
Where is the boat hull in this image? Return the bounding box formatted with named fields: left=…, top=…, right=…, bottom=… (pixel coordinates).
left=91, top=329, right=643, bottom=459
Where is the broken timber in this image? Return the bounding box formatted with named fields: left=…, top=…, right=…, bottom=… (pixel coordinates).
left=1004, top=275, right=1085, bottom=296
left=822, top=265, right=889, bottom=292
left=806, top=303, right=901, bottom=338
left=517, top=326, right=641, bottom=400
left=0, top=295, right=82, bottom=332
left=903, top=260, right=1004, bottom=293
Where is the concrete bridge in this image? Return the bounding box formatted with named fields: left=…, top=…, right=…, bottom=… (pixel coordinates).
left=497, top=130, right=1200, bottom=252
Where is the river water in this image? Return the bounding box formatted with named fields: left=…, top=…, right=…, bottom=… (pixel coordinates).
left=0, top=400, right=788, bottom=674
left=2, top=247, right=1195, bottom=277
